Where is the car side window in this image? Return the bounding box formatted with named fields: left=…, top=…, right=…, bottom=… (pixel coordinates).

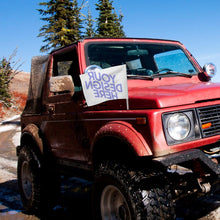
left=56, top=61, right=73, bottom=76
left=51, top=47, right=82, bottom=96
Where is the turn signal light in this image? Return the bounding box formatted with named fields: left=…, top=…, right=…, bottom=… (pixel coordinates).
left=136, top=117, right=147, bottom=125
left=202, top=122, right=212, bottom=130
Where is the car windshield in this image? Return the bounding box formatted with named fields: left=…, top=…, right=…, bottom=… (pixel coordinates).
left=86, top=42, right=197, bottom=78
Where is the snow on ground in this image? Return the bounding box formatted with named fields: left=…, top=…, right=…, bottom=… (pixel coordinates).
left=0, top=167, right=16, bottom=182
left=0, top=124, right=17, bottom=133
left=0, top=156, right=17, bottom=183
left=12, top=131, right=20, bottom=148
left=0, top=115, right=20, bottom=133
left=0, top=115, right=21, bottom=146
left=0, top=115, right=20, bottom=183
left=0, top=157, right=17, bottom=169
left=0, top=115, right=20, bottom=124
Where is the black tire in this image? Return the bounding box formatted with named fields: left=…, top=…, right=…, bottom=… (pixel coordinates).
left=93, top=161, right=175, bottom=220
left=17, top=145, right=58, bottom=214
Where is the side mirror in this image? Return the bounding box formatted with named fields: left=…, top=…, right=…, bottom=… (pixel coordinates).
left=203, top=63, right=216, bottom=78
left=50, top=75, right=75, bottom=95
left=198, top=63, right=217, bottom=82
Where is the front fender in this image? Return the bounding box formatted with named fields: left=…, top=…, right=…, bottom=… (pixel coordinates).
left=92, top=121, right=152, bottom=156
left=21, top=124, right=43, bottom=154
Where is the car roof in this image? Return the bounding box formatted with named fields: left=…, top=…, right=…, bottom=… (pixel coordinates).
left=50, top=37, right=181, bottom=54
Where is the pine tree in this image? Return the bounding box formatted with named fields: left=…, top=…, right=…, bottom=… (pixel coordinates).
left=0, top=58, right=11, bottom=106
left=0, top=49, right=22, bottom=107
left=96, top=0, right=125, bottom=37
left=38, top=0, right=83, bottom=52
left=84, top=8, right=95, bottom=38
left=115, top=9, right=125, bottom=37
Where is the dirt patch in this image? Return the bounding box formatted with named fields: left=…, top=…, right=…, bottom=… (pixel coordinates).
left=9, top=71, right=30, bottom=95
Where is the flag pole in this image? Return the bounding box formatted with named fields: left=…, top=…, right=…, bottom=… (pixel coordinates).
left=126, top=98, right=129, bottom=110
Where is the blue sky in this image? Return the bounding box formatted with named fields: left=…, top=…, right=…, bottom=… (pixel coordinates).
left=1, top=0, right=220, bottom=82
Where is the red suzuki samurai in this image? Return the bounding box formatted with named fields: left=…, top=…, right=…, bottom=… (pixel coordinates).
left=17, top=38, right=220, bottom=219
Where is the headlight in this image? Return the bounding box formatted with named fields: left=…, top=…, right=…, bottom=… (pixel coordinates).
left=162, top=110, right=201, bottom=145
left=167, top=113, right=191, bottom=140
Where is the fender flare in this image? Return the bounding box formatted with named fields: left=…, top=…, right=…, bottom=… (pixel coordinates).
left=21, top=124, right=43, bottom=154
left=92, top=121, right=152, bottom=157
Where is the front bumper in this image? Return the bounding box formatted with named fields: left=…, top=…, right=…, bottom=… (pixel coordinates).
left=153, top=149, right=220, bottom=178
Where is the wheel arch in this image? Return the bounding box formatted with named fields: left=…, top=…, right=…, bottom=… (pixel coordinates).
left=20, top=124, right=44, bottom=155
left=92, top=121, right=152, bottom=167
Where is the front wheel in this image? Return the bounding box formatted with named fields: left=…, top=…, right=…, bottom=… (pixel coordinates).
left=101, top=184, right=132, bottom=219
left=93, top=161, right=175, bottom=220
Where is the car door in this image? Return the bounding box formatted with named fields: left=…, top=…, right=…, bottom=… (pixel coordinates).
left=41, top=45, right=90, bottom=163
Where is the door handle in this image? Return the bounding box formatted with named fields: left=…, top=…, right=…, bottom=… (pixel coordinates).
left=48, top=104, right=55, bottom=114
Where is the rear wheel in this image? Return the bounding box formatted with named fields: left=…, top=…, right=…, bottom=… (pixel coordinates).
left=93, top=161, right=175, bottom=220
left=17, top=145, right=58, bottom=214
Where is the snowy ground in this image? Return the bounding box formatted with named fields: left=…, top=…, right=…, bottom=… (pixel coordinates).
left=0, top=115, right=37, bottom=219
left=0, top=115, right=20, bottom=133
left=0, top=115, right=20, bottom=182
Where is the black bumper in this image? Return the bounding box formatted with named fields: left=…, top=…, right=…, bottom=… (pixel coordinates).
left=153, top=149, right=220, bottom=177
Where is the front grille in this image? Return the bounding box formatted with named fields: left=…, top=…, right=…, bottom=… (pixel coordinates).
left=197, top=105, right=220, bottom=137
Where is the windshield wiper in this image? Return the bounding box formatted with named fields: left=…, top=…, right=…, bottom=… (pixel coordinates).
left=127, top=74, right=154, bottom=80
left=127, top=71, right=192, bottom=80
left=152, top=71, right=192, bottom=78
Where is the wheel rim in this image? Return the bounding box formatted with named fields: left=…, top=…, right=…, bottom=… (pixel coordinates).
left=21, top=161, right=32, bottom=200
left=101, top=185, right=131, bottom=220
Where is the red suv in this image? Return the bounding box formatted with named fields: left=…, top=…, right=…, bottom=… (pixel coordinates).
left=17, top=38, right=220, bottom=219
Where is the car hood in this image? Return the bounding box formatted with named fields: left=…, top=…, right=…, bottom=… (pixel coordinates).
left=128, top=80, right=220, bottom=109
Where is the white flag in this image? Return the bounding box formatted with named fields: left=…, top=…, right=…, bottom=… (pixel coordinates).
left=80, top=65, right=128, bottom=107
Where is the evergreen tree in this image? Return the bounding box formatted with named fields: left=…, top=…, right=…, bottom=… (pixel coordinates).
left=96, top=0, right=125, bottom=37
left=0, top=49, right=22, bottom=107
left=38, top=0, right=83, bottom=52
left=84, top=8, right=95, bottom=38
left=0, top=58, right=11, bottom=106
left=115, top=9, right=125, bottom=37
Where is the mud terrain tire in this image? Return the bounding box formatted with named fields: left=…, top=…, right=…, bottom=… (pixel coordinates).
left=93, top=161, right=175, bottom=220
left=17, top=145, right=57, bottom=214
